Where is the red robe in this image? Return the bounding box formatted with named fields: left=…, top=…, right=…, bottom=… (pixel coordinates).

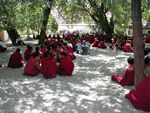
left=8, top=52, right=24, bottom=68
left=145, top=37, right=150, bottom=43
left=63, top=49, right=76, bottom=60
left=72, top=40, right=77, bottom=48
left=123, top=43, right=133, bottom=52
left=31, top=51, right=43, bottom=60
left=39, top=48, right=47, bottom=55
left=125, top=75, right=150, bottom=112
left=66, top=47, right=76, bottom=60
left=40, top=56, right=57, bottom=79
left=24, top=48, right=32, bottom=61
left=92, top=39, right=99, bottom=47
left=57, top=56, right=74, bottom=76
left=98, top=41, right=107, bottom=48
left=24, top=57, right=39, bottom=76
left=111, top=66, right=134, bottom=86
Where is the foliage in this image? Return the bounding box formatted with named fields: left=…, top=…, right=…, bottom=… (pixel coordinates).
left=0, top=0, right=149, bottom=39
left=0, top=0, right=58, bottom=38
left=56, top=0, right=149, bottom=35
left=16, top=0, right=45, bottom=36
left=114, top=27, right=124, bottom=35
left=47, top=14, right=58, bottom=33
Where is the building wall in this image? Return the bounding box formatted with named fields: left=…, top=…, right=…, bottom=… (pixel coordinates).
left=126, top=28, right=150, bottom=36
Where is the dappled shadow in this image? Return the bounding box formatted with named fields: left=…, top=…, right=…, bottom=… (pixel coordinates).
left=0, top=44, right=144, bottom=113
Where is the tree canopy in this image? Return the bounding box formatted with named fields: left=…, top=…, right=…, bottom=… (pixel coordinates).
left=0, top=0, right=149, bottom=43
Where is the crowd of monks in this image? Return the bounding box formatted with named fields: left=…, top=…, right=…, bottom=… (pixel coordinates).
left=5, top=32, right=150, bottom=112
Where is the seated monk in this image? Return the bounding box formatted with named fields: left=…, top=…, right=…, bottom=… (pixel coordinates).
left=56, top=46, right=64, bottom=62
left=125, top=59, right=150, bottom=112
left=23, top=53, right=40, bottom=76
left=31, top=47, right=41, bottom=56
left=92, top=38, right=99, bottom=47
left=111, top=57, right=134, bottom=86
left=8, top=48, right=24, bottom=68
left=123, top=40, right=134, bottom=52
left=24, top=45, right=33, bottom=61
left=63, top=43, right=76, bottom=60
left=39, top=45, right=47, bottom=55
left=98, top=41, right=107, bottom=48
left=66, top=46, right=76, bottom=60
left=40, top=52, right=57, bottom=79
left=57, top=52, right=74, bottom=76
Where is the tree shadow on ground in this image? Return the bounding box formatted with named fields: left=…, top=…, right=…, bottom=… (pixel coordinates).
left=0, top=45, right=144, bottom=113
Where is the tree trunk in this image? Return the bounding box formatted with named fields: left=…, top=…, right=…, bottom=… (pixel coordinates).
left=132, top=0, right=144, bottom=86
left=98, top=12, right=114, bottom=36
left=88, top=0, right=114, bottom=36
left=39, top=6, right=51, bottom=45
left=7, top=28, right=20, bottom=45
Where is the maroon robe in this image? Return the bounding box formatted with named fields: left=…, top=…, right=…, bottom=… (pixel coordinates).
left=39, top=48, right=47, bottom=55
left=63, top=49, right=76, bottom=60
left=125, top=75, right=150, bottom=112
left=56, top=49, right=64, bottom=62
left=40, top=56, right=57, bottom=79
left=31, top=51, right=43, bottom=60
left=72, top=40, right=77, bottom=48
left=24, top=57, right=39, bottom=76
left=8, top=52, right=24, bottom=68
left=111, top=66, right=134, bottom=86
left=123, top=43, right=133, bottom=52
left=67, top=47, right=76, bottom=60
left=92, top=39, right=99, bottom=47
left=145, top=36, right=150, bottom=43
left=98, top=41, right=107, bottom=48
left=57, top=56, right=74, bottom=76
left=24, top=48, right=32, bottom=61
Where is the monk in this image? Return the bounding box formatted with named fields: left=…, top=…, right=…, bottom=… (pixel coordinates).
left=31, top=47, right=40, bottom=56
left=39, top=45, right=47, bottom=55
left=125, top=63, right=150, bottom=112
left=98, top=40, right=107, bottom=48
left=40, top=52, right=57, bottom=79
left=57, top=52, right=74, bottom=76
left=123, top=40, right=134, bottom=52
left=23, top=53, right=40, bottom=76
left=92, top=38, right=99, bottom=47
left=111, top=57, right=134, bottom=86
left=24, top=45, right=33, bottom=61
left=8, top=48, right=24, bottom=68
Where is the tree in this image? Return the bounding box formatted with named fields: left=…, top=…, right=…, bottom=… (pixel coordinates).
left=39, top=0, right=53, bottom=45
left=56, top=0, right=132, bottom=36
left=47, top=14, right=58, bottom=33
left=0, top=0, right=20, bottom=45
left=16, top=0, right=44, bottom=37
left=132, top=0, right=144, bottom=85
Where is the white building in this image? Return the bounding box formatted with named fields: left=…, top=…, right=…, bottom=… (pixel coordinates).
left=125, top=22, right=150, bottom=36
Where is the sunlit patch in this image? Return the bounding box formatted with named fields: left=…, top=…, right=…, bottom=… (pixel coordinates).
left=59, top=96, right=70, bottom=103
